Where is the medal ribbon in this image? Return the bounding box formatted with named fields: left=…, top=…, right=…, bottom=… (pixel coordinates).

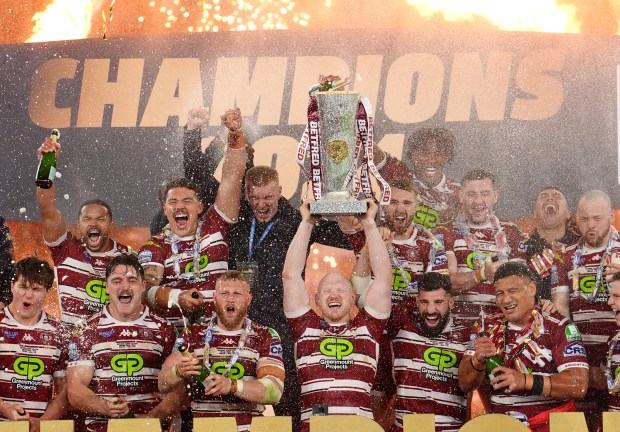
left=202, top=313, right=252, bottom=378
left=165, top=220, right=203, bottom=281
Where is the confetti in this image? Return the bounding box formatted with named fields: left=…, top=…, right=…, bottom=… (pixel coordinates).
left=19, top=207, right=26, bottom=214
left=64, top=194, right=70, bottom=200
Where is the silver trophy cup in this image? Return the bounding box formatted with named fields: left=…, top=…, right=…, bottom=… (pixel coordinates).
left=310, top=91, right=368, bottom=216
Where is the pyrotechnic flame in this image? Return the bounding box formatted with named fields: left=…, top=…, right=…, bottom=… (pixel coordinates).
left=406, top=0, right=580, bottom=33
left=27, top=0, right=94, bottom=43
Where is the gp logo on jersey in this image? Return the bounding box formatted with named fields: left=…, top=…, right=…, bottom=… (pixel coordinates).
left=579, top=275, right=604, bottom=295
left=467, top=252, right=490, bottom=270
left=185, top=256, right=209, bottom=274
left=211, top=361, right=245, bottom=379
left=413, top=204, right=440, bottom=229
left=423, top=347, right=457, bottom=372
left=14, top=357, right=45, bottom=380
left=392, top=268, right=412, bottom=291
left=615, top=365, right=620, bottom=378
left=85, top=279, right=110, bottom=304
left=111, top=354, right=144, bottom=377
left=320, top=338, right=353, bottom=360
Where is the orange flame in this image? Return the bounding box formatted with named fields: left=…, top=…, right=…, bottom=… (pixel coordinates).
left=27, top=0, right=94, bottom=43
left=406, top=0, right=580, bottom=33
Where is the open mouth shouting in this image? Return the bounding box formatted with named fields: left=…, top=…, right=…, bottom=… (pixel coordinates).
left=254, top=207, right=273, bottom=222
left=543, top=203, right=558, bottom=216
left=85, top=228, right=104, bottom=250
left=174, top=212, right=190, bottom=230
left=118, top=291, right=133, bottom=305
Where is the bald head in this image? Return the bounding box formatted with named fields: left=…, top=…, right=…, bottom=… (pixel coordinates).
left=577, top=190, right=612, bottom=213
left=315, top=272, right=355, bottom=325
left=575, top=190, right=614, bottom=248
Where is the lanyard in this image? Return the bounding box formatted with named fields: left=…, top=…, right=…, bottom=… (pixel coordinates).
left=248, top=218, right=278, bottom=259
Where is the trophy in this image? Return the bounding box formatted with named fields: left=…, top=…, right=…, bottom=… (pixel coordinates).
left=310, top=91, right=367, bottom=215
left=297, top=77, right=391, bottom=216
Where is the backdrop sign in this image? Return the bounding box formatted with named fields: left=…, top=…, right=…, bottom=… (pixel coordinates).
left=0, top=30, right=618, bottom=226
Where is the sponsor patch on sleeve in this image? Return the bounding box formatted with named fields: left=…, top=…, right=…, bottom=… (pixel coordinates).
left=563, top=341, right=587, bottom=357
left=270, top=341, right=283, bottom=358
left=138, top=250, right=153, bottom=264
left=565, top=323, right=581, bottom=341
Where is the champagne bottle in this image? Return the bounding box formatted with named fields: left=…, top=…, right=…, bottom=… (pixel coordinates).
left=486, top=352, right=505, bottom=380
left=35, top=129, right=59, bottom=189
left=179, top=345, right=214, bottom=389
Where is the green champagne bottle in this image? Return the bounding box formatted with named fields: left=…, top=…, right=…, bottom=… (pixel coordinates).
left=121, top=412, right=136, bottom=419
left=179, top=345, right=214, bottom=389
left=486, top=353, right=505, bottom=380
left=35, top=129, right=59, bottom=189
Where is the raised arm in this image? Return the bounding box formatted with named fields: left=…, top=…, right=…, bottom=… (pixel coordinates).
left=360, top=200, right=392, bottom=316
left=213, top=108, right=247, bottom=222
left=35, top=138, right=67, bottom=243
left=282, top=203, right=318, bottom=314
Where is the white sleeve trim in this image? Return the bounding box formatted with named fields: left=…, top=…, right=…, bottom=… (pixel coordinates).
left=213, top=204, right=237, bottom=225
left=364, top=305, right=390, bottom=320
left=285, top=306, right=311, bottom=319
left=551, top=285, right=570, bottom=294
left=44, top=230, right=68, bottom=247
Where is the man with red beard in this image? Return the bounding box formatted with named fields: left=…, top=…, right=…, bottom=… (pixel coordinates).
left=386, top=272, right=468, bottom=432
left=138, top=108, right=247, bottom=330
left=434, top=169, right=527, bottom=324
left=459, top=262, right=588, bottom=432
left=35, top=139, right=131, bottom=327
left=374, top=128, right=460, bottom=229
left=158, top=270, right=285, bottom=431
left=523, top=187, right=578, bottom=300
left=347, top=178, right=445, bottom=305
left=551, top=190, right=620, bottom=429
left=282, top=200, right=391, bottom=431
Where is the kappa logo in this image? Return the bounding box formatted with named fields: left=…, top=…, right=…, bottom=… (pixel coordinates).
left=120, top=329, right=137, bottom=337
left=211, top=361, right=245, bottom=379
left=423, top=347, right=457, bottom=372
left=391, top=268, right=412, bottom=291
left=94, top=259, right=106, bottom=267
left=110, top=353, right=144, bottom=377
left=221, top=338, right=236, bottom=345
left=85, top=279, right=110, bottom=304
left=319, top=338, right=353, bottom=360
left=22, top=333, right=34, bottom=342
left=413, top=205, right=440, bottom=229
left=185, top=255, right=209, bottom=274
left=14, top=357, right=45, bottom=380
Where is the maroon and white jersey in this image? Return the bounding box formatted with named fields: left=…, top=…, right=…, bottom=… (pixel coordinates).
left=377, top=153, right=460, bottom=229
left=391, top=317, right=469, bottom=432
left=67, top=306, right=175, bottom=432
left=465, top=309, right=589, bottom=420
left=551, top=239, right=620, bottom=366
left=47, top=231, right=131, bottom=326
left=287, top=306, right=388, bottom=431
left=434, top=220, right=527, bottom=322
left=388, top=228, right=439, bottom=303
left=183, top=319, right=284, bottom=431
left=606, top=332, right=620, bottom=412
left=138, top=206, right=233, bottom=328
left=0, top=308, right=68, bottom=419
